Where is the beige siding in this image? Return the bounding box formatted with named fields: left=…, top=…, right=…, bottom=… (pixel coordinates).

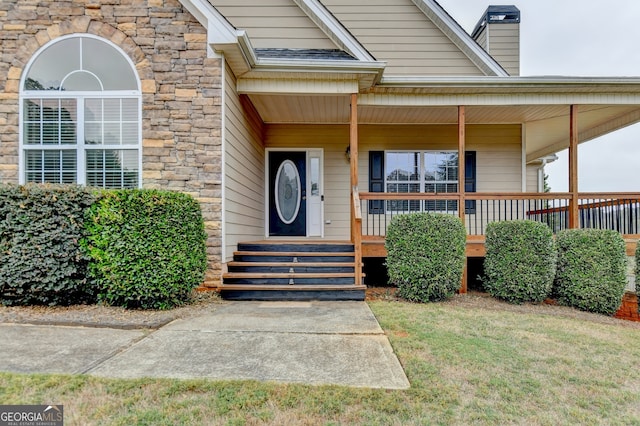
left=474, top=26, right=487, bottom=51
left=211, top=0, right=338, bottom=49
left=264, top=123, right=523, bottom=239
left=486, top=23, right=519, bottom=76
left=224, top=63, right=266, bottom=261
left=322, top=0, right=484, bottom=76
left=470, top=125, right=522, bottom=192
left=526, top=164, right=540, bottom=192
left=354, top=124, right=522, bottom=192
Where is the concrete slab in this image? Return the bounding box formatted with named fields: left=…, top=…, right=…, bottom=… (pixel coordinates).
left=0, top=324, right=144, bottom=374
left=1, top=302, right=410, bottom=389
left=89, top=330, right=410, bottom=389
left=164, top=301, right=384, bottom=334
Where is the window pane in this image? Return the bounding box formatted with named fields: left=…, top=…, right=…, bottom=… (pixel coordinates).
left=24, top=150, right=76, bottom=184
left=43, top=150, right=61, bottom=171
left=42, top=100, right=59, bottom=122
left=24, top=38, right=80, bottom=91
left=85, top=149, right=138, bottom=188
left=24, top=122, right=41, bottom=145
left=23, top=99, right=76, bottom=145
left=60, top=99, right=77, bottom=144
left=85, top=122, right=102, bottom=145
left=24, top=99, right=41, bottom=121
left=103, top=99, right=120, bottom=121
left=104, top=123, right=120, bottom=145
left=424, top=151, right=458, bottom=213
left=122, top=98, right=138, bottom=120
left=86, top=98, right=138, bottom=146
left=25, top=151, right=42, bottom=171
left=62, top=71, right=102, bottom=91
left=24, top=36, right=138, bottom=91
left=121, top=123, right=138, bottom=145
left=424, top=152, right=458, bottom=190
left=85, top=98, right=102, bottom=120
left=83, top=38, right=138, bottom=90
left=386, top=152, right=419, bottom=182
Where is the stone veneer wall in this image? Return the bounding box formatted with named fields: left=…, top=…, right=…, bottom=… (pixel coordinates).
left=0, top=0, right=223, bottom=286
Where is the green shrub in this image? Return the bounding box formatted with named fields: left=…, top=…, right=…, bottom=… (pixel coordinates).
left=385, top=213, right=466, bottom=302
left=483, top=220, right=556, bottom=304
left=83, top=189, right=208, bottom=309
left=0, top=183, right=97, bottom=306
left=554, top=229, right=626, bottom=315
left=635, top=242, right=640, bottom=288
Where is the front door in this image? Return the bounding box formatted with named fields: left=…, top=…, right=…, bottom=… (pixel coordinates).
left=269, top=151, right=307, bottom=236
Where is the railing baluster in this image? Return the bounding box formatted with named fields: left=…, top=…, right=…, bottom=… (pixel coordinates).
left=358, top=192, right=640, bottom=239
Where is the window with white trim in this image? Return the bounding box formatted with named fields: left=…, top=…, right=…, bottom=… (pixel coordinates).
left=20, top=35, right=141, bottom=188
left=385, top=151, right=459, bottom=213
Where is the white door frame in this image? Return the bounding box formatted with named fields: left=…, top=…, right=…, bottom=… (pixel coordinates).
left=265, top=148, right=324, bottom=238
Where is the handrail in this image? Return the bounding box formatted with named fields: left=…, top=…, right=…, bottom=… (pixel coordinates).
left=360, top=192, right=573, bottom=200
left=353, top=188, right=362, bottom=220
left=360, top=191, right=640, bottom=200
left=351, top=186, right=363, bottom=286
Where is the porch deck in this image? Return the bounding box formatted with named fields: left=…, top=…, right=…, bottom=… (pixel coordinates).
left=351, top=190, right=640, bottom=292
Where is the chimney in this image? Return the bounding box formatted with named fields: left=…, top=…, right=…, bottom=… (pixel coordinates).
left=471, top=5, right=520, bottom=76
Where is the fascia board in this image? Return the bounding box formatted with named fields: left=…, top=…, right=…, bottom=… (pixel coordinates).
left=252, top=58, right=385, bottom=74
left=411, top=0, right=508, bottom=77
left=179, top=0, right=237, bottom=43
left=293, top=0, right=376, bottom=61
left=379, top=75, right=640, bottom=91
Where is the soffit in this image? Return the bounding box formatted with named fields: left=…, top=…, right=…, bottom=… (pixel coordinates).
left=246, top=94, right=640, bottom=161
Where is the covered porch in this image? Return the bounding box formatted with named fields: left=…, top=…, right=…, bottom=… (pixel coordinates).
left=344, top=96, right=640, bottom=291
left=230, top=77, right=640, bottom=295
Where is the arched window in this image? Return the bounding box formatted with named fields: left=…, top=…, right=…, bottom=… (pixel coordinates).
left=20, top=35, right=142, bottom=188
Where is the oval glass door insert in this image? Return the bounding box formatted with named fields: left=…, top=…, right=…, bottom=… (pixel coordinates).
left=275, top=160, right=301, bottom=224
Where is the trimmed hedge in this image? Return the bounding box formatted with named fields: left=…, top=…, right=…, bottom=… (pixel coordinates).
left=483, top=220, right=556, bottom=304
left=385, top=213, right=466, bottom=302
left=83, top=189, right=208, bottom=310
left=0, top=183, right=97, bottom=306
left=636, top=242, right=640, bottom=290
left=554, top=229, right=626, bottom=315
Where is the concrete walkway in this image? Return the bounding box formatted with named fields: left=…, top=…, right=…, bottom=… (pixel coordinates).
left=0, top=301, right=410, bottom=389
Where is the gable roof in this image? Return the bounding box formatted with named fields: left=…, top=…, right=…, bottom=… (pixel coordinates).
left=319, top=0, right=508, bottom=77
left=411, top=0, right=507, bottom=76
left=180, top=0, right=509, bottom=84
left=291, top=0, right=376, bottom=62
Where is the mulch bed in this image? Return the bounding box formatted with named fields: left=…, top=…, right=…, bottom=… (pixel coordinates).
left=1, top=288, right=638, bottom=330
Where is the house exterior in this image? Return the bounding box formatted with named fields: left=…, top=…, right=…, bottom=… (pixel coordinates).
left=2, top=0, right=640, bottom=299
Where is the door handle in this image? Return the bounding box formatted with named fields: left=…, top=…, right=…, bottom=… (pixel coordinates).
left=302, top=196, right=307, bottom=200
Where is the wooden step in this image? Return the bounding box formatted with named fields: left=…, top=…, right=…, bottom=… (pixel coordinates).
left=238, top=242, right=354, bottom=253
left=223, top=272, right=356, bottom=285
left=224, top=272, right=354, bottom=279
left=227, top=261, right=355, bottom=268
left=223, top=240, right=363, bottom=300
left=233, top=251, right=355, bottom=257
left=221, top=284, right=366, bottom=291
left=227, top=261, right=355, bottom=273
left=219, top=284, right=366, bottom=301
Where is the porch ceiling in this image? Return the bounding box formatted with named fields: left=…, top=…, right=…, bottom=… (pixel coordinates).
left=246, top=94, right=640, bottom=160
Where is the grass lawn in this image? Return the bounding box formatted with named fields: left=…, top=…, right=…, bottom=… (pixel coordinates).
left=1, top=299, right=640, bottom=425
